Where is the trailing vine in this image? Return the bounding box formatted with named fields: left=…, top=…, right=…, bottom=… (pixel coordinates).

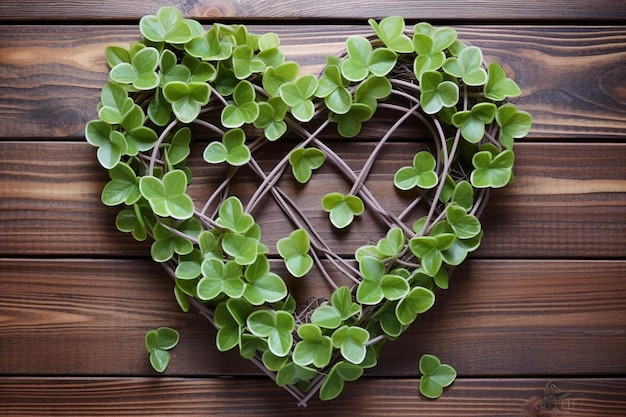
left=86, top=8, right=531, bottom=405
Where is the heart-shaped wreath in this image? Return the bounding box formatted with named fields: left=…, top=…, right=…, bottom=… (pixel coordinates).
left=86, top=7, right=532, bottom=406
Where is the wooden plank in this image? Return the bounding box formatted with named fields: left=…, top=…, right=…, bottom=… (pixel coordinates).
left=1, top=258, right=624, bottom=376
left=1, top=25, right=626, bottom=139
left=1, top=0, right=625, bottom=21
left=1, top=141, right=624, bottom=258
left=0, top=377, right=625, bottom=416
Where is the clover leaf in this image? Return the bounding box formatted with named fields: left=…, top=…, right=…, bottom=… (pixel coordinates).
left=85, top=120, right=127, bottom=169
left=97, top=83, right=134, bottom=124
left=221, top=80, right=260, bottom=128
left=101, top=162, right=141, bottom=206
left=110, top=46, right=160, bottom=90
left=484, top=62, right=522, bottom=101
left=140, top=6, right=193, bottom=44
left=277, top=228, right=313, bottom=278
left=203, top=128, right=251, bottom=167
left=150, top=221, right=194, bottom=262
left=221, top=231, right=262, bottom=266
left=279, top=74, right=319, bottom=122
left=353, top=76, right=392, bottom=111
left=356, top=256, right=410, bottom=305
left=394, top=151, right=439, bottom=190
left=246, top=310, right=295, bottom=357
left=213, top=301, right=243, bottom=352
left=376, top=227, right=405, bottom=257
left=328, top=103, right=374, bottom=138
left=319, top=361, right=364, bottom=401
left=451, top=102, right=497, bottom=143
left=139, top=170, right=194, bottom=220
left=120, top=104, right=158, bottom=155
left=496, top=103, right=532, bottom=149
left=419, top=354, right=457, bottom=399
left=288, top=147, right=326, bottom=184
left=420, top=70, right=459, bottom=114
left=412, top=25, right=457, bottom=79
left=445, top=204, right=481, bottom=239
left=145, top=327, right=179, bottom=373
left=262, top=61, right=299, bottom=96
left=470, top=147, right=515, bottom=188
left=115, top=203, right=151, bottom=241
left=163, top=81, right=211, bottom=124
left=254, top=97, right=288, bottom=141
left=341, top=36, right=397, bottom=82
left=368, top=16, right=414, bottom=53
left=197, top=258, right=245, bottom=300
left=395, top=286, right=435, bottom=325
left=215, top=196, right=255, bottom=234
left=232, top=44, right=266, bottom=79
left=442, top=46, right=488, bottom=86
left=431, top=220, right=483, bottom=267
left=164, top=127, right=191, bottom=167
left=181, top=55, right=217, bottom=83
left=147, top=88, right=172, bottom=126
left=242, top=255, right=287, bottom=305
left=321, top=192, right=364, bottom=229
left=276, top=362, right=317, bottom=387
left=315, top=64, right=352, bottom=114
left=293, top=323, right=333, bottom=368
left=311, top=286, right=361, bottom=329
left=159, top=49, right=192, bottom=86
left=185, top=26, right=233, bottom=61
left=331, top=325, right=370, bottom=365
left=409, top=233, right=456, bottom=277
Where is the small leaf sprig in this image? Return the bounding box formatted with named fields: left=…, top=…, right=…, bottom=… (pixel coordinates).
left=86, top=8, right=531, bottom=405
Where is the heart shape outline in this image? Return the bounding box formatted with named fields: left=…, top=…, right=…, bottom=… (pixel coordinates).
left=86, top=8, right=531, bottom=405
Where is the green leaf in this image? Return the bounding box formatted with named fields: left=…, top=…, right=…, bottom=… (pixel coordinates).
left=221, top=80, right=260, bottom=128
left=262, top=61, right=299, bottom=96
left=221, top=232, right=260, bottom=266
left=354, top=76, right=392, bottom=111
left=85, top=120, right=127, bottom=169
left=243, top=255, right=287, bottom=305
left=452, top=102, right=497, bottom=143
left=484, top=62, right=521, bottom=101
left=277, top=228, right=313, bottom=278
left=97, top=84, right=134, bottom=124
left=328, top=103, right=374, bottom=138
left=215, top=196, right=255, bottom=234
left=496, top=103, right=532, bottom=149
left=149, top=349, right=171, bottom=373
left=442, top=46, right=488, bottom=86
left=139, top=170, right=194, bottom=220
left=185, top=26, right=233, bottom=61
left=315, top=64, right=352, bottom=114
left=254, top=97, right=288, bottom=141
left=165, top=127, right=191, bottom=166
left=331, top=286, right=361, bottom=320
left=247, top=310, right=295, bottom=357
left=101, top=162, right=140, bottom=206
left=279, top=74, right=319, bottom=122
left=470, top=148, right=515, bottom=188
left=288, top=147, right=326, bottom=183
left=445, top=204, right=481, bottom=239
left=357, top=256, right=409, bottom=304
left=419, top=354, right=457, bottom=399
left=140, top=6, right=193, bottom=44
left=276, top=362, right=317, bottom=387
left=368, top=16, right=414, bottom=53
left=341, top=36, right=397, bottom=82
left=408, top=233, right=455, bottom=277
left=110, top=47, right=160, bottom=90
left=203, top=128, right=251, bottom=167
left=311, top=304, right=343, bottom=329
left=145, top=327, right=179, bottom=373
left=420, top=71, right=459, bottom=114
left=163, top=81, right=211, bottom=124
left=197, top=258, right=245, bottom=300
left=394, top=151, right=438, bottom=190
left=105, top=45, right=130, bottom=69
left=395, top=286, right=436, bottom=325
left=321, top=193, right=364, bottom=229
left=331, top=325, right=370, bottom=365
left=319, top=361, right=364, bottom=401
left=293, top=323, right=333, bottom=368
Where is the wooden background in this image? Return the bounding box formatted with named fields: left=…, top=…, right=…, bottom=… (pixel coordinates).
left=1, top=1, right=625, bottom=415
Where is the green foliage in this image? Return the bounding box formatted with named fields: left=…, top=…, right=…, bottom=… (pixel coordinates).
left=89, top=9, right=530, bottom=403
left=419, top=354, right=457, bottom=398
left=145, top=327, right=180, bottom=372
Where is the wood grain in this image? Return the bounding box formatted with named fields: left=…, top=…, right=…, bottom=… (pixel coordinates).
left=1, top=141, right=624, bottom=258
left=1, top=0, right=625, bottom=21
left=0, top=377, right=625, bottom=416
left=1, top=25, right=626, bottom=139
left=1, top=258, right=624, bottom=376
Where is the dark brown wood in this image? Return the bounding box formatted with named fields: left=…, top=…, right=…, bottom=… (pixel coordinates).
left=1, top=0, right=625, bottom=21
left=1, top=377, right=625, bottom=416
left=1, top=258, right=624, bottom=376
left=1, top=25, right=626, bottom=139
left=1, top=141, right=624, bottom=258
